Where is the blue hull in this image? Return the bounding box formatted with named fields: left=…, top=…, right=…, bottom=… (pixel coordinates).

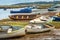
left=10, top=8, right=32, bottom=13
left=53, top=17, right=60, bottom=21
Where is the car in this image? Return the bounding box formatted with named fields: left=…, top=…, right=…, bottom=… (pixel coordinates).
left=0, top=25, right=25, bottom=38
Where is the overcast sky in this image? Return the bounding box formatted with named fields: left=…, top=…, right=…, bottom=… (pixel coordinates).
left=0, top=0, right=54, bottom=5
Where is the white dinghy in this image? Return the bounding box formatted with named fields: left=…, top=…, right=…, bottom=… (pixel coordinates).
left=0, top=25, right=25, bottom=38
left=30, top=16, right=50, bottom=23
left=25, top=23, right=55, bottom=33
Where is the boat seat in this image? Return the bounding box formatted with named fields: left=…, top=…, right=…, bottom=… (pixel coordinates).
left=0, top=26, right=21, bottom=34
left=12, top=26, right=21, bottom=31
left=0, top=27, right=2, bottom=32
left=45, top=24, right=53, bottom=27
left=1, top=26, right=10, bottom=32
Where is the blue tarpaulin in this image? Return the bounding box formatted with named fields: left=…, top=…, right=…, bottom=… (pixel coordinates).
left=10, top=8, right=32, bottom=13
left=53, top=17, right=60, bottom=21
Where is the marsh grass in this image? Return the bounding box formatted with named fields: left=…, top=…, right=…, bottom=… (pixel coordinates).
left=49, top=21, right=60, bottom=29
left=0, top=21, right=29, bottom=27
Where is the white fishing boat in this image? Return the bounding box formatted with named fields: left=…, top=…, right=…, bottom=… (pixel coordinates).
left=0, top=25, right=25, bottom=38
left=39, top=16, right=50, bottom=21
left=30, top=16, right=50, bottom=23
left=30, top=18, right=46, bottom=23
left=25, top=23, right=55, bottom=33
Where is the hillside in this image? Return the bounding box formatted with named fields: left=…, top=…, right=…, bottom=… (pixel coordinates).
left=13, top=1, right=60, bottom=5
left=0, top=1, right=60, bottom=9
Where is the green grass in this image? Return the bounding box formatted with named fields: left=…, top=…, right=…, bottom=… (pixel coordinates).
left=49, top=21, right=60, bottom=29
left=0, top=21, right=29, bottom=27
left=0, top=20, right=60, bottom=29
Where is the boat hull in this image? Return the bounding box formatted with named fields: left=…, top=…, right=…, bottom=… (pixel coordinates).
left=9, top=14, right=38, bottom=20
left=26, top=27, right=54, bottom=33
left=25, top=24, right=55, bottom=33
left=0, top=28, right=25, bottom=38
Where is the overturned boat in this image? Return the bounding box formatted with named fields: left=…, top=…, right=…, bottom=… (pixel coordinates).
left=0, top=25, right=25, bottom=38
left=25, top=23, right=55, bottom=33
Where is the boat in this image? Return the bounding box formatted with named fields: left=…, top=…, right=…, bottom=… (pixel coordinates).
left=30, top=16, right=50, bottom=23
left=30, top=18, right=47, bottom=23
left=0, top=25, right=25, bottom=38
left=25, top=23, right=55, bottom=33
left=52, top=12, right=60, bottom=21
left=39, top=16, right=50, bottom=21
left=9, top=7, right=40, bottom=20
left=48, top=8, right=56, bottom=11
left=10, top=8, right=32, bottom=13
left=52, top=17, right=60, bottom=21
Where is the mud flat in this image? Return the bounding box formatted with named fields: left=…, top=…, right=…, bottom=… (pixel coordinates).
left=0, top=29, right=60, bottom=40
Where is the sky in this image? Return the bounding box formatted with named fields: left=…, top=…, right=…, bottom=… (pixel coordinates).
left=0, top=0, right=56, bottom=20
left=0, top=0, right=54, bottom=5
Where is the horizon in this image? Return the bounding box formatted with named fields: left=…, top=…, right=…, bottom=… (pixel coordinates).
left=0, top=0, right=54, bottom=5
left=0, top=0, right=60, bottom=5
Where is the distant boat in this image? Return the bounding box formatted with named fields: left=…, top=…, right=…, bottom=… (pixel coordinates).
left=10, top=8, right=32, bottom=13
left=10, top=7, right=40, bottom=13
left=48, top=8, right=56, bottom=11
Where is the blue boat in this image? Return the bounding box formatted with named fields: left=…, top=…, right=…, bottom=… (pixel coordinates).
left=53, top=17, right=60, bottom=21
left=9, top=7, right=40, bottom=20
left=10, top=8, right=32, bottom=13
